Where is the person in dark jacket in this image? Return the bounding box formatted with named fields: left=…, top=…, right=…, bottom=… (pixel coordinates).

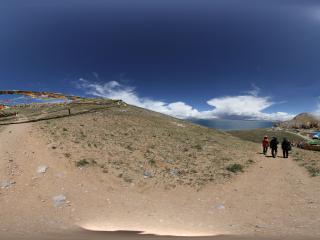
left=282, top=138, right=291, bottom=158
left=269, top=137, right=279, bottom=158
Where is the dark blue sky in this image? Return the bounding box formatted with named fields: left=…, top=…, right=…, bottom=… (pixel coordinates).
left=1, top=0, right=320, bottom=119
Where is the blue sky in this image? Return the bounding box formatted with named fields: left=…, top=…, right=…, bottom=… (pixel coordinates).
left=1, top=0, right=320, bottom=120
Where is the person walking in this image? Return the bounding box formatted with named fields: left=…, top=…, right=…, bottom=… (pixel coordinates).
left=282, top=138, right=291, bottom=158
left=270, top=137, right=279, bottom=158
left=262, top=136, right=269, bottom=155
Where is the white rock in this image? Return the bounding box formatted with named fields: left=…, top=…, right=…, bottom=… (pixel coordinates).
left=1, top=180, right=15, bottom=189
left=53, top=194, right=67, bottom=207
left=216, top=204, right=225, bottom=210
left=143, top=171, right=153, bottom=178
left=170, top=169, right=178, bottom=176
left=37, top=165, right=48, bottom=174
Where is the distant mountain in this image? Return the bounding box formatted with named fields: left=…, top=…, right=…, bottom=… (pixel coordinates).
left=278, top=113, right=320, bottom=129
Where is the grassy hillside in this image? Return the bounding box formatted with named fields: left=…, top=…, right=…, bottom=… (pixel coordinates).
left=292, top=149, right=320, bottom=177
left=229, top=128, right=305, bottom=144
left=32, top=101, right=257, bottom=189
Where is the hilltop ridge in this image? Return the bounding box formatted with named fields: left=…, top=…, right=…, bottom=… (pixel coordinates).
left=278, top=112, right=320, bottom=129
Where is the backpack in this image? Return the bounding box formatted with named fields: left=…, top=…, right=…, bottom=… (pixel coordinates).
left=270, top=139, right=277, bottom=148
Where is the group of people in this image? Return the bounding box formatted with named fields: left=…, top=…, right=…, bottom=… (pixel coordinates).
left=262, top=136, right=291, bottom=158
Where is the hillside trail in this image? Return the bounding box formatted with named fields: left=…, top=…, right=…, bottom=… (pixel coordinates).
left=0, top=123, right=319, bottom=240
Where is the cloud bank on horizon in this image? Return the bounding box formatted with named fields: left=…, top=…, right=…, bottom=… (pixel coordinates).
left=77, top=79, right=295, bottom=121
left=315, top=98, right=320, bottom=116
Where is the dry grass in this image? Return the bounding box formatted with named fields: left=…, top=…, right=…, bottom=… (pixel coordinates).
left=226, top=163, right=244, bottom=173
left=34, top=102, right=257, bottom=188
left=292, top=149, right=320, bottom=177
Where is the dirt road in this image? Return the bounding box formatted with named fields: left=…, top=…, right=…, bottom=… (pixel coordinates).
left=0, top=123, right=319, bottom=240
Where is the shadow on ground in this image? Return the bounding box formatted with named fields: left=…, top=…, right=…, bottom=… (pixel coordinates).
left=1, top=230, right=318, bottom=240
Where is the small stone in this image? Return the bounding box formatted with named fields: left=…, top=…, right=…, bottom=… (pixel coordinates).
left=143, top=171, right=153, bottom=178
left=166, top=159, right=175, bottom=164
left=53, top=194, right=67, bottom=207
left=255, top=224, right=267, bottom=229
left=170, top=169, right=178, bottom=176
left=37, top=165, right=48, bottom=174
left=1, top=180, right=15, bottom=189
left=216, top=204, right=225, bottom=210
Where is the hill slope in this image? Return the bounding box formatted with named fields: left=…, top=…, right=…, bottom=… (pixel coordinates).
left=0, top=101, right=319, bottom=240
left=36, top=102, right=257, bottom=188
left=279, top=113, right=320, bottom=129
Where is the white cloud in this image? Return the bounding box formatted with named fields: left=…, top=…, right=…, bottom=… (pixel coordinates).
left=77, top=79, right=202, bottom=119
left=77, top=79, right=294, bottom=121
left=200, top=95, right=294, bottom=121
left=207, top=95, right=273, bottom=117
left=314, top=97, right=320, bottom=116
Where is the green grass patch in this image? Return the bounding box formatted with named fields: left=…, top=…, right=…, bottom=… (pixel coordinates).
left=308, top=139, right=320, bottom=145
left=76, top=159, right=90, bottom=167
left=148, top=159, right=156, bottom=166
left=306, top=166, right=320, bottom=177
left=226, top=163, right=244, bottom=173
left=247, top=159, right=255, bottom=164
left=193, top=144, right=203, bottom=150
left=76, top=159, right=97, bottom=167
left=228, top=129, right=304, bottom=144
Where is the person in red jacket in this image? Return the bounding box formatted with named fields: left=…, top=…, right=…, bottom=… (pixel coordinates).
left=262, top=136, right=269, bottom=155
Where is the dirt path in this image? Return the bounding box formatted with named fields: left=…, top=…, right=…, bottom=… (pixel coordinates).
left=204, top=150, right=320, bottom=237
left=0, top=123, right=319, bottom=240
left=284, top=129, right=311, bottom=141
